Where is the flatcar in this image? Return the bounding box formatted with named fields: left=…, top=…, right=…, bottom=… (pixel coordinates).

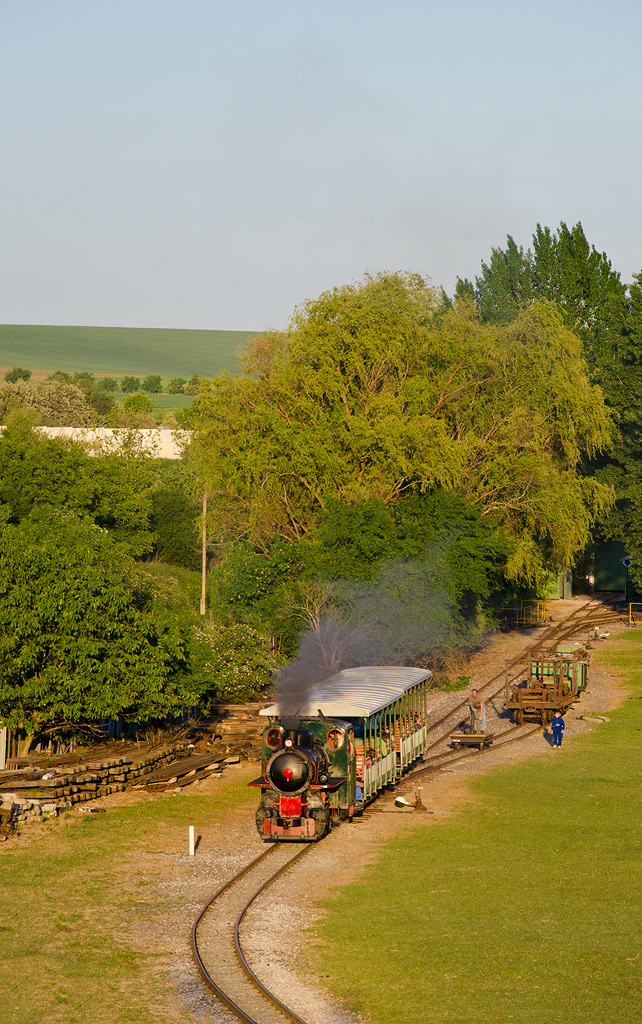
left=504, top=641, right=589, bottom=725
left=249, top=666, right=432, bottom=841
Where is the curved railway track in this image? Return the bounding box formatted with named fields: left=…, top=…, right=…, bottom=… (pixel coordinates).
left=413, top=596, right=624, bottom=768
left=192, top=842, right=314, bottom=1024
left=192, top=595, right=626, bottom=1020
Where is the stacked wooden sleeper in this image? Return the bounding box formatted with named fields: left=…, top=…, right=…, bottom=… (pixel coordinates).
left=0, top=746, right=242, bottom=833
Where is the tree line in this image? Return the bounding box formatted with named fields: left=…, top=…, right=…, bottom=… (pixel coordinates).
left=0, top=369, right=207, bottom=429
left=2, top=217, right=640, bottom=742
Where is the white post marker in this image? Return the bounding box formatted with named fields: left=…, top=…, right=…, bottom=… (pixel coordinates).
left=189, top=825, right=195, bottom=857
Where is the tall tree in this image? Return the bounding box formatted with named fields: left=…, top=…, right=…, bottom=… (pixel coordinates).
left=0, top=507, right=195, bottom=735
left=470, top=222, right=642, bottom=555
left=189, top=273, right=612, bottom=579
left=475, top=235, right=534, bottom=325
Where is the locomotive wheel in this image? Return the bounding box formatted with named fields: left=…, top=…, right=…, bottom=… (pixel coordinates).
left=514, top=709, right=523, bottom=725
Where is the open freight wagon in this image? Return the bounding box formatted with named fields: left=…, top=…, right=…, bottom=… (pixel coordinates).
left=504, top=642, right=589, bottom=725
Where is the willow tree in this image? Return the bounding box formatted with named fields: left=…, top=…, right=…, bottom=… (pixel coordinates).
left=189, top=272, right=613, bottom=579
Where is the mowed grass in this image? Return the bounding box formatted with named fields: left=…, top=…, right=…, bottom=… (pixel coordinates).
left=0, top=324, right=257, bottom=377
left=314, top=631, right=642, bottom=1024
left=0, top=772, right=257, bottom=1024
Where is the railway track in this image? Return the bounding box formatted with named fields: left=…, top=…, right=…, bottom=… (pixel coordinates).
left=192, top=842, right=314, bottom=1024
left=418, top=596, right=624, bottom=760
left=192, top=596, right=626, bottom=1020
left=392, top=596, right=626, bottom=791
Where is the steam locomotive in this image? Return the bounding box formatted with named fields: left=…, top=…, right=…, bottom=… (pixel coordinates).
left=249, top=666, right=432, bottom=841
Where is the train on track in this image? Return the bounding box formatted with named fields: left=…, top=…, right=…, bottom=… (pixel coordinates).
left=250, top=666, right=432, bottom=841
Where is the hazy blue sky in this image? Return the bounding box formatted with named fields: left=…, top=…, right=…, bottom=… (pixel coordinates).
left=2, top=1, right=641, bottom=330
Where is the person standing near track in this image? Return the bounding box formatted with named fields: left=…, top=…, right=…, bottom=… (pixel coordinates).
left=551, top=710, right=565, bottom=748
left=470, top=688, right=486, bottom=733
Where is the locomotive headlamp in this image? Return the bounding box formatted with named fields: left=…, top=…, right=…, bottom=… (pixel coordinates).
left=284, top=738, right=293, bottom=747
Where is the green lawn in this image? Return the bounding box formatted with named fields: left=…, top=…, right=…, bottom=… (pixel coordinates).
left=314, top=631, right=642, bottom=1024
left=0, top=324, right=256, bottom=377
left=0, top=773, right=257, bottom=1024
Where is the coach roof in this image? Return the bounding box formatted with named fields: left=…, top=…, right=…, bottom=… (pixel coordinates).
left=259, top=665, right=432, bottom=719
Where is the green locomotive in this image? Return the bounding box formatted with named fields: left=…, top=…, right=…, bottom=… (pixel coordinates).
left=250, top=666, right=432, bottom=841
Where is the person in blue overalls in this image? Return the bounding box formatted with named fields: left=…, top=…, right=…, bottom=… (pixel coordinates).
left=551, top=710, right=565, bottom=748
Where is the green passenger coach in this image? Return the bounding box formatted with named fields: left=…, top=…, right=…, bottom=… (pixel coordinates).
left=250, top=666, right=432, bottom=841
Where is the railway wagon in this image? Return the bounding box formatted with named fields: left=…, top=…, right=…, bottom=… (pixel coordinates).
left=505, top=642, right=589, bottom=725
left=250, top=666, right=432, bottom=841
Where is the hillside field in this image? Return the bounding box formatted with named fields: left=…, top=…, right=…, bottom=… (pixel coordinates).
left=0, top=324, right=258, bottom=377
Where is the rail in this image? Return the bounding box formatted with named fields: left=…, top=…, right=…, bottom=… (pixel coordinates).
left=192, top=843, right=314, bottom=1024
left=193, top=596, right=625, bottom=1020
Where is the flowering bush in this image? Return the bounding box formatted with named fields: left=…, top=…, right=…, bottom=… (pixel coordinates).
left=192, top=623, right=281, bottom=704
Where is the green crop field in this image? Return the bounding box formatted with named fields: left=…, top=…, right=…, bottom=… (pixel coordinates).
left=0, top=324, right=258, bottom=377
left=314, top=632, right=642, bottom=1024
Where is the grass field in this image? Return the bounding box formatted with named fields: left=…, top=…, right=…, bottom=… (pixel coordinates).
left=0, top=773, right=257, bottom=1024
left=314, top=632, right=642, bottom=1024
left=108, top=389, right=194, bottom=425
left=0, top=324, right=257, bottom=377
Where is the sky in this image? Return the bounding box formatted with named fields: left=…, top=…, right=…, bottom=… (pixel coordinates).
left=2, top=0, right=642, bottom=331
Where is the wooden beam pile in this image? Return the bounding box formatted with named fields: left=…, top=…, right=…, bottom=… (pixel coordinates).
left=0, top=745, right=242, bottom=835
left=132, top=752, right=240, bottom=792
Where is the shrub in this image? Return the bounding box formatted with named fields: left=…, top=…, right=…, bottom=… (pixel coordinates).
left=4, top=367, right=31, bottom=383
left=124, top=392, right=154, bottom=415
left=192, top=623, right=280, bottom=703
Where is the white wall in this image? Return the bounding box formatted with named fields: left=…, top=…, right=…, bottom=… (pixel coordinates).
left=0, top=426, right=190, bottom=459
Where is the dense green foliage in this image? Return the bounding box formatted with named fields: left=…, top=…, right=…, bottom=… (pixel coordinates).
left=3, top=232, right=639, bottom=719
left=190, top=273, right=612, bottom=579
left=0, top=426, right=279, bottom=730
left=0, top=424, right=155, bottom=557
left=149, top=477, right=200, bottom=569
left=123, top=392, right=154, bottom=415
left=192, top=623, right=279, bottom=702
left=457, top=220, right=642, bottom=576
left=0, top=507, right=196, bottom=732
left=0, top=379, right=96, bottom=426
left=209, top=491, right=515, bottom=664
left=3, top=366, right=31, bottom=382
left=51, top=370, right=116, bottom=418
left=142, top=374, right=162, bottom=393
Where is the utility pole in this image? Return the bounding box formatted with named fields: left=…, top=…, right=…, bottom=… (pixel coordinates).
left=200, top=492, right=207, bottom=615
